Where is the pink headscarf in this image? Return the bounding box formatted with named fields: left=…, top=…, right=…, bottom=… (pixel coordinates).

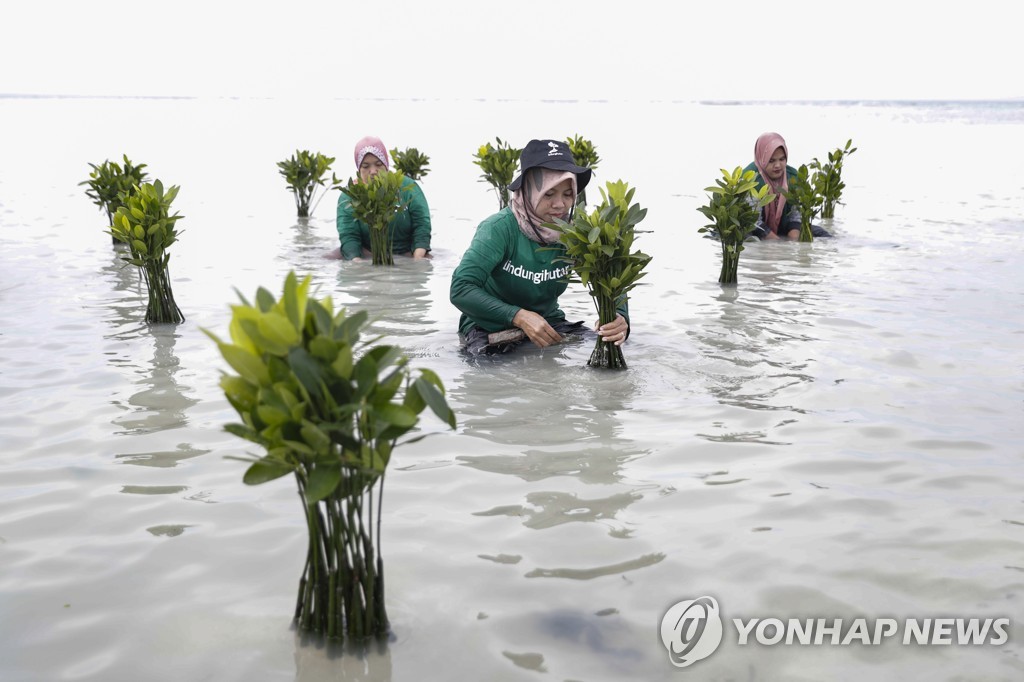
left=510, top=168, right=577, bottom=244
left=753, top=132, right=789, bottom=234
left=353, top=136, right=390, bottom=171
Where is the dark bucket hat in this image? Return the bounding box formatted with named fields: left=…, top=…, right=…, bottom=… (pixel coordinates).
left=508, top=139, right=593, bottom=193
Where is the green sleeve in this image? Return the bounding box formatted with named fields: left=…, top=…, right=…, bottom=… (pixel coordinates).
left=450, top=215, right=521, bottom=331
left=405, top=179, right=432, bottom=252
left=336, top=193, right=366, bottom=260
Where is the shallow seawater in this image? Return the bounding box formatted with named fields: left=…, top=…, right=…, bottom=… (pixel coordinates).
left=1, top=96, right=1022, bottom=681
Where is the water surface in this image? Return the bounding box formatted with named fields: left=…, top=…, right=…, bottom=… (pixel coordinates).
left=1, top=97, right=1022, bottom=681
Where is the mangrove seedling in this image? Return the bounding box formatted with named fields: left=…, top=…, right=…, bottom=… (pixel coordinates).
left=564, top=135, right=600, bottom=208
left=811, top=138, right=857, bottom=219
left=473, top=137, right=521, bottom=209
left=339, top=170, right=411, bottom=266
left=697, top=167, right=775, bottom=285
left=277, top=150, right=342, bottom=218
left=550, top=180, right=651, bottom=369
left=389, top=147, right=431, bottom=181
left=80, top=155, right=148, bottom=242
left=782, top=164, right=823, bottom=242
left=110, top=180, right=185, bottom=323
left=206, top=272, right=456, bottom=642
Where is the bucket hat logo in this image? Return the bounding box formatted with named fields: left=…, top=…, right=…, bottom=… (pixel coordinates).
left=547, top=141, right=564, bottom=156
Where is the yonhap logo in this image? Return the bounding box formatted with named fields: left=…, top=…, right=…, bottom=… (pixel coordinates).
left=660, top=596, right=723, bottom=668
left=659, top=595, right=1011, bottom=670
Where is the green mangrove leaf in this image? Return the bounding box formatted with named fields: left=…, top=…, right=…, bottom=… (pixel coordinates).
left=219, top=343, right=270, bottom=385
left=414, top=376, right=456, bottom=428
left=243, top=458, right=293, bottom=485
left=255, top=287, right=275, bottom=312
left=305, top=465, right=342, bottom=502
left=376, top=404, right=418, bottom=428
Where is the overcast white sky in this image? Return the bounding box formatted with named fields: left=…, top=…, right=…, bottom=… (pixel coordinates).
left=0, top=1, right=1017, bottom=101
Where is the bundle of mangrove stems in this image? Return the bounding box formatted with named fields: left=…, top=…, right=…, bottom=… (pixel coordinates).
left=698, top=167, right=774, bottom=284
left=207, top=272, right=456, bottom=642
left=551, top=180, right=651, bottom=369
left=340, top=170, right=410, bottom=265
left=110, top=180, right=184, bottom=323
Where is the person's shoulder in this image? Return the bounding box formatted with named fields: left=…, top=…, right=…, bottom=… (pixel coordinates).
left=400, top=175, right=429, bottom=201
left=478, top=207, right=515, bottom=229
left=472, top=208, right=517, bottom=241
left=743, top=162, right=765, bottom=185
left=337, top=188, right=353, bottom=209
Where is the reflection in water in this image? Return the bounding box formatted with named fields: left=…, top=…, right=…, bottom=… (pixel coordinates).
left=283, top=218, right=340, bottom=276
left=102, top=243, right=142, bottom=294
left=293, top=632, right=392, bottom=682
left=688, top=243, right=834, bottom=415
left=101, top=247, right=198, bottom=435
left=475, top=490, right=643, bottom=533
left=114, top=442, right=209, bottom=468
left=452, top=357, right=649, bottom=482
left=452, top=355, right=643, bottom=447
left=460, top=444, right=640, bottom=485
left=524, top=552, right=664, bottom=579
left=451, top=358, right=659, bottom=565
left=99, top=245, right=147, bottom=335
left=110, top=326, right=198, bottom=434
left=146, top=524, right=194, bottom=537
left=120, top=485, right=188, bottom=495
left=333, top=262, right=434, bottom=343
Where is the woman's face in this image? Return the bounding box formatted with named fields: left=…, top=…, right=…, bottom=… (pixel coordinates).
left=359, top=154, right=386, bottom=183
left=534, top=178, right=575, bottom=222
left=765, top=146, right=787, bottom=182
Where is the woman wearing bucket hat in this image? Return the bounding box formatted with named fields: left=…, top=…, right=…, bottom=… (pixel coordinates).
left=335, top=135, right=433, bottom=260
left=450, top=139, right=630, bottom=355
left=744, top=132, right=830, bottom=239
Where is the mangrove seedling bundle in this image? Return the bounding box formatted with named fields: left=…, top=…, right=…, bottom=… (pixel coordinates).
left=277, top=150, right=341, bottom=218
left=551, top=180, right=651, bottom=369
left=80, top=155, right=148, bottom=242
left=783, top=164, right=823, bottom=242
left=473, top=137, right=520, bottom=209
left=339, top=170, right=411, bottom=266
left=207, top=272, right=456, bottom=642
left=564, top=135, right=600, bottom=208
left=389, top=147, right=430, bottom=181
left=110, top=180, right=185, bottom=323
left=811, top=139, right=857, bottom=219
left=697, top=167, right=775, bottom=284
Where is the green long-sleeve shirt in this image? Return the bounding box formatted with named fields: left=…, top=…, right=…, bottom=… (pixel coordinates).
left=450, top=208, right=628, bottom=336
left=336, top=176, right=431, bottom=259
left=743, top=162, right=802, bottom=236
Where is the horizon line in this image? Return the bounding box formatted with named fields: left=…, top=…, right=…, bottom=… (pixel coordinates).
left=2, top=93, right=1022, bottom=105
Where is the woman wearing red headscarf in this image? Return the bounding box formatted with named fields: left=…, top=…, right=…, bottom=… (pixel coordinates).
left=743, top=132, right=831, bottom=240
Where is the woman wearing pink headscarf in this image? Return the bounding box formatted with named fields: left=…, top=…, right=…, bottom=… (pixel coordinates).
left=335, top=135, right=432, bottom=260
left=743, top=132, right=802, bottom=240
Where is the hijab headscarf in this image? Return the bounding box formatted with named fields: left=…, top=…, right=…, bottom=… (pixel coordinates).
left=753, top=132, right=789, bottom=234
left=353, top=136, right=390, bottom=171
left=509, top=168, right=577, bottom=245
